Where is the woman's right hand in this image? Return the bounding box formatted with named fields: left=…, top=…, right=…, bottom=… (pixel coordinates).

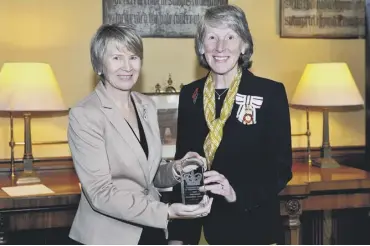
left=167, top=195, right=213, bottom=219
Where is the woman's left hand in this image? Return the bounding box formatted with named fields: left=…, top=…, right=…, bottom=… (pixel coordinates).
left=173, top=152, right=207, bottom=173
left=199, top=170, right=237, bottom=203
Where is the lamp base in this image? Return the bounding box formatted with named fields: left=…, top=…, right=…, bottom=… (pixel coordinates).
left=16, top=171, right=41, bottom=185
left=312, top=157, right=340, bottom=168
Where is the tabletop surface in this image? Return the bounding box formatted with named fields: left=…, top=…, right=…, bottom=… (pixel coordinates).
left=0, top=162, right=369, bottom=199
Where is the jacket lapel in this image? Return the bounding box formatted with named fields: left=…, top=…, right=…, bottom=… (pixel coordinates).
left=131, top=92, right=161, bottom=177
left=95, top=82, right=149, bottom=185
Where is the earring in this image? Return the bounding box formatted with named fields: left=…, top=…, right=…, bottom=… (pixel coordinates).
left=98, top=72, right=102, bottom=76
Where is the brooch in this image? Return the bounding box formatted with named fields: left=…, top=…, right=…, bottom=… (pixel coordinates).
left=142, top=105, right=148, bottom=121
left=192, top=88, right=199, bottom=104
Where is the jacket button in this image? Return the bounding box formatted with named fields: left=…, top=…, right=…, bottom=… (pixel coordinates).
left=143, top=189, right=149, bottom=195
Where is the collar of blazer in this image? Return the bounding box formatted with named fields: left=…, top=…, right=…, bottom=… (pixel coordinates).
left=191, top=69, right=254, bottom=110
left=94, top=81, right=159, bottom=187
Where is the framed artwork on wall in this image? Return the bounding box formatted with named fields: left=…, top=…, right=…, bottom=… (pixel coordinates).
left=102, top=0, right=228, bottom=38
left=280, top=0, right=365, bottom=38
left=146, top=93, right=179, bottom=159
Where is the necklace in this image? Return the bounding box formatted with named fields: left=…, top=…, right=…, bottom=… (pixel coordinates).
left=215, top=88, right=229, bottom=100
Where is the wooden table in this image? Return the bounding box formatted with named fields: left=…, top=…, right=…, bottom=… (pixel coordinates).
left=0, top=162, right=369, bottom=244
left=280, top=163, right=370, bottom=244
left=0, top=169, right=81, bottom=244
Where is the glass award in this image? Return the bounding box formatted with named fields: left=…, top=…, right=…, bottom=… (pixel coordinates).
left=180, top=157, right=205, bottom=205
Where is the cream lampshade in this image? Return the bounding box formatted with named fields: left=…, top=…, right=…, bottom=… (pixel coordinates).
left=0, top=63, right=66, bottom=111
left=291, top=63, right=363, bottom=108
left=0, top=62, right=67, bottom=183
left=291, top=63, right=364, bottom=168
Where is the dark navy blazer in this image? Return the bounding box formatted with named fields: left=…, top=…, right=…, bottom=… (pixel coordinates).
left=168, top=69, right=293, bottom=245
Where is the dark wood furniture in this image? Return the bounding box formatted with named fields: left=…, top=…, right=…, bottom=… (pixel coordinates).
left=0, top=161, right=369, bottom=244
left=366, top=0, right=370, bottom=171
left=280, top=163, right=370, bottom=244
left=0, top=167, right=80, bottom=244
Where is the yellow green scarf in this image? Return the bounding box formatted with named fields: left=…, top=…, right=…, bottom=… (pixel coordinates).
left=203, top=67, right=242, bottom=168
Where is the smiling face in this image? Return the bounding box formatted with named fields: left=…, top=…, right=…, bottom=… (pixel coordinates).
left=202, top=25, right=246, bottom=76
left=102, top=41, right=141, bottom=91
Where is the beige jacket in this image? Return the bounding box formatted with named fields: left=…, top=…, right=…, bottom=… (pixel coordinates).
left=68, top=82, right=178, bottom=244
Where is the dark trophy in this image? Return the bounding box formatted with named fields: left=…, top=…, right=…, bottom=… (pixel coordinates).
left=180, top=157, right=205, bottom=205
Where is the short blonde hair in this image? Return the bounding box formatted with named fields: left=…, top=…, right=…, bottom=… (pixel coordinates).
left=90, top=23, right=143, bottom=75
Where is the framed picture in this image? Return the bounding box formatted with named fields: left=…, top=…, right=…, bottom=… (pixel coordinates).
left=146, top=93, right=179, bottom=159
left=280, top=0, right=365, bottom=38
left=102, top=0, right=228, bottom=38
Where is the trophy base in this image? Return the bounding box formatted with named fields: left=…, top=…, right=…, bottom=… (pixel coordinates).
left=182, top=191, right=205, bottom=205
left=16, top=171, right=41, bottom=185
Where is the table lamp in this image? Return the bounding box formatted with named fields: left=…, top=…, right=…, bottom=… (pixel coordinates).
left=0, top=63, right=67, bottom=184
left=290, top=63, right=364, bottom=168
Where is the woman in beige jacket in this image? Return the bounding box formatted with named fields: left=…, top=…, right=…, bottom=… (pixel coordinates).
left=68, top=23, right=212, bottom=245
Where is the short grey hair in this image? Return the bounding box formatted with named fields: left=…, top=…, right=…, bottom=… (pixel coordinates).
left=195, top=5, right=254, bottom=69
left=90, top=23, right=143, bottom=76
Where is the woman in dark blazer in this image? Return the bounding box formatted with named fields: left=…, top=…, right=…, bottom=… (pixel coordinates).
left=168, top=5, right=293, bottom=245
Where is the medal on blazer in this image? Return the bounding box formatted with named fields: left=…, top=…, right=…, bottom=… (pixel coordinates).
left=236, top=93, right=263, bottom=125
left=242, top=104, right=254, bottom=125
